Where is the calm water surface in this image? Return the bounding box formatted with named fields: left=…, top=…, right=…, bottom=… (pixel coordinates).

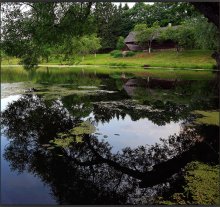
left=1, top=68, right=219, bottom=204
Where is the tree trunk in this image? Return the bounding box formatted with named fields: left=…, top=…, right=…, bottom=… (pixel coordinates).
left=191, top=3, right=220, bottom=28
left=176, top=44, right=180, bottom=53
left=212, top=51, right=220, bottom=71
left=191, top=3, right=220, bottom=72
left=148, top=41, right=152, bottom=53
left=212, top=51, right=220, bottom=91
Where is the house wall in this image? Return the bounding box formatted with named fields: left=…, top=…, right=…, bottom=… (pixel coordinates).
left=122, top=45, right=129, bottom=51
left=123, top=40, right=176, bottom=51
left=151, top=40, right=176, bottom=50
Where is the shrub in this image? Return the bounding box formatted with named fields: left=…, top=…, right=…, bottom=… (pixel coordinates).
left=125, top=51, right=135, bottom=57
left=110, top=50, right=123, bottom=58
left=110, top=50, right=119, bottom=56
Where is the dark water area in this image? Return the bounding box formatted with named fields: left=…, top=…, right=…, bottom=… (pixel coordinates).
left=1, top=69, right=219, bottom=204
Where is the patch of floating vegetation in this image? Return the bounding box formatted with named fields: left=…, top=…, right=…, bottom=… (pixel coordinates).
left=93, top=100, right=163, bottom=113
left=22, top=84, right=117, bottom=100
left=50, top=120, right=96, bottom=148
left=1, top=82, right=42, bottom=98
left=192, top=110, right=219, bottom=126
left=158, top=161, right=220, bottom=205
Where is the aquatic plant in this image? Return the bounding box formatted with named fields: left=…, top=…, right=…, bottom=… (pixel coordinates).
left=52, top=120, right=96, bottom=147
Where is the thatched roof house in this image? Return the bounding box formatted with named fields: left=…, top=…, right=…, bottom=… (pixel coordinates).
left=123, top=25, right=179, bottom=51
left=123, top=32, right=143, bottom=51
left=124, top=32, right=137, bottom=44
left=124, top=43, right=143, bottom=51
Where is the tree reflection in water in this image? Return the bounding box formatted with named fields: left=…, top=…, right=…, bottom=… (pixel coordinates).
left=1, top=94, right=219, bottom=204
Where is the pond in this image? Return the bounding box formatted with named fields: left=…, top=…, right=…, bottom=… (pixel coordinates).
left=1, top=67, right=219, bottom=204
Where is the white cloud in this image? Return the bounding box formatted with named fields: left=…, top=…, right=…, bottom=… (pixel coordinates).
left=114, top=2, right=154, bottom=8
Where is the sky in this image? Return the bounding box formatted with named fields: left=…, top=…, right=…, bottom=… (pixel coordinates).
left=114, top=2, right=154, bottom=7
left=114, top=2, right=136, bottom=7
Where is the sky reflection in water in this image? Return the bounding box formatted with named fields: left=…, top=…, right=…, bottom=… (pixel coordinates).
left=1, top=94, right=56, bottom=204
left=1, top=74, right=218, bottom=205
left=1, top=90, right=182, bottom=204
left=93, top=113, right=181, bottom=152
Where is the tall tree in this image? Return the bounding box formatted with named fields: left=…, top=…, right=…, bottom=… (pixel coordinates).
left=127, top=2, right=198, bottom=27
left=150, top=2, right=198, bottom=26
left=159, top=25, right=195, bottom=52
left=94, top=2, right=121, bottom=50
left=191, top=3, right=220, bottom=70
left=134, top=22, right=160, bottom=53
left=1, top=2, right=94, bottom=69
left=185, top=16, right=219, bottom=50
left=116, top=36, right=125, bottom=50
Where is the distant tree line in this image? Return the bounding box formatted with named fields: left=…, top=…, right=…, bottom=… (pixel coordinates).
left=134, top=16, right=219, bottom=53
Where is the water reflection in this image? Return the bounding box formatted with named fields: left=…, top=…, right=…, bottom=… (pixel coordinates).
left=1, top=90, right=219, bottom=204
left=94, top=114, right=181, bottom=152
left=1, top=70, right=219, bottom=204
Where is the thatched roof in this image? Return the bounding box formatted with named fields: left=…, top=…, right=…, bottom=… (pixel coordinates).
left=124, top=25, right=179, bottom=43
left=124, top=32, right=136, bottom=43
left=125, top=43, right=142, bottom=51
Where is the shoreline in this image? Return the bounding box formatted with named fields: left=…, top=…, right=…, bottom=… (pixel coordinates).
left=1, top=64, right=217, bottom=71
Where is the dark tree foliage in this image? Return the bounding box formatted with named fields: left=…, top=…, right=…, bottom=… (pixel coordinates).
left=1, top=93, right=219, bottom=204
left=1, top=2, right=94, bottom=69
left=93, top=2, right=121, bottom=50
left=124, top=2, right=198, bottom=28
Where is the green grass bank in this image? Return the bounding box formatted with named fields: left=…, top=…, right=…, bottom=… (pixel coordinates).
left=1, top=50, right=216, bottom=69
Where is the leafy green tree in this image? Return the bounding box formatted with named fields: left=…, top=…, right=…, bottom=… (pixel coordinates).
left=52, top=36, right=83, bottom=65
left=127, top=2, right=198, bottom=27
left=117, top=4, right=134, bottom=38
left=1, top=2, right=94, bottom=69
left=116, top=36, right=125, bottom=50
left=79, top=35, right=101, bottom=59
left=159, top=25, right=195, bottom=52
left=127, top=3, right=151, bottom=26
left=86, top=34, right=102, bottom=57
left=78, top=36, right=91, bottom=60
left=134, top=22, right=160, bottom=53
left=150, top=2, right=198, bottom=27
left=186, top=16, right=219, bottom=50
left=94, top=2, right=123, bottom=50
left=56, top=34, right=101, bottom=62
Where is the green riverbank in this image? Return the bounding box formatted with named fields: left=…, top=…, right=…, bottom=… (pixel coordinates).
left=1, top=50, right=216, bottom=69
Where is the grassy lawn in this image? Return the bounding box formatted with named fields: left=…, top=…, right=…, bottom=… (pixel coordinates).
left=81, top=50, right=216, bottom=69
left=1, top=50, right=216, bottom=69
